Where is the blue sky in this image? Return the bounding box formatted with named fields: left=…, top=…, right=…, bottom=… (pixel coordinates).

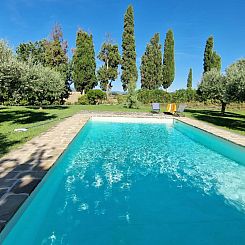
left=0, top=0, right=244, bottom=91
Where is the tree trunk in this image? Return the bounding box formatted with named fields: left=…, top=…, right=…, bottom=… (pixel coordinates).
left=82, top=89, right=85, bottom=95
left=106, top=59, right=110, bottom=100
left=106, top=83, right=109, bottom=100
left=221, top=101, right=226, bottom=115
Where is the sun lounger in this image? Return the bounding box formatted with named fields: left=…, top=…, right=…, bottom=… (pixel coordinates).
left=152, top=103, right=160, bottom=113
left=164, top=103, right=177, bottom=114
left=175, top=104, right=187, bottom=116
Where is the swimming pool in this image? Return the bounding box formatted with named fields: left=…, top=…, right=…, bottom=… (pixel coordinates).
left=1, top=118, right=245, bottom=244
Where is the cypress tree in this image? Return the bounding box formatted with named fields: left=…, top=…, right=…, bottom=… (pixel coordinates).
left=203, top=36, right=214, bottom=73
left=187, top=68, right=192, bottom=89
left=72, top=29, right=97, bottom=94
left=212, top=51, right=221, bottom=72
left=121, top=5, right=138, bottom=91
left=162, top=30, right=175, bottom=90
left=140, top=33, right=162, bottom=89
left=203, top=36, right=222, bottom=73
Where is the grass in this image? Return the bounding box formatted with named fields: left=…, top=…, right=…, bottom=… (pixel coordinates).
left=0, top=103, right=244, bottom=158
left=184, top=106, right=245, bottom=136
left=0, top=105, right=84, bottom=157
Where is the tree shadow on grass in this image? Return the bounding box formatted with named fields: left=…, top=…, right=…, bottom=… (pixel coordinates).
left=0, top=133, right=21, bottom=157
left=26, top=105, right=69, bottom=110
left=185, top=109, right=245, bottom=133
left=0, top=109, right=57, bottom=125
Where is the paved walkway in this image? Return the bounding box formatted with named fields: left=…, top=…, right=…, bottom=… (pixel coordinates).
left=0, top=113, right=89, bottom=231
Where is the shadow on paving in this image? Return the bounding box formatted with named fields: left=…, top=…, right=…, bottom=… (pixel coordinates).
left=185, top=109, right=245, bottom=133
left=0, top=142, right=57, bottom=231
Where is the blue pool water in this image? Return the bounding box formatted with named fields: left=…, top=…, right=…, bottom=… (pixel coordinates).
left=1, top=119, right=245, bottom=244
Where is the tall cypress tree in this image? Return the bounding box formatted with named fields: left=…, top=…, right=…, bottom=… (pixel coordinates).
left=72, top=29, right=97, bottom=94
left=212, top=51, right=221, bottom=72
left=162, top=30, right=175, bottom=90
left=203, top=36, right=222, bottom=73
left=140, top=33, right=162, bottom=89
left=121, top=5, right=138, bottom=91
left=187, top=68, right=192, bottom=89
left=203, top=36, right=214, bottom=73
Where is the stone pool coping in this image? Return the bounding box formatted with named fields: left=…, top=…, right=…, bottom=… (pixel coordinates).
left=0, top=111, right=244, bottom=232
left=0, top=113, right=89, bottom=231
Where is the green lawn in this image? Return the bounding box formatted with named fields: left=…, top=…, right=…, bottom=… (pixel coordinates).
left=184, top=107, right=245, bottom=136
left=0, top=106, right=84, bottom=157
left=0, top=104, right=244, bottom=158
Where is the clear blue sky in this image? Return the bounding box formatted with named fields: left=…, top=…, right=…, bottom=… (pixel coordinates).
left=0, top=0, right=244, bottom=91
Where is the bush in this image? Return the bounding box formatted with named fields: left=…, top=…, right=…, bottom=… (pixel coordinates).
left=0, top=40, right=66, bottom=106
left=86, top=89, right=106, bottom=105
left=116, top=94, right=127, bottom=104
left=171, top=89, right=197, bottom=103
left=78, top=95, right=89, bottom=105
left=137, top=89, right=171, bottom=104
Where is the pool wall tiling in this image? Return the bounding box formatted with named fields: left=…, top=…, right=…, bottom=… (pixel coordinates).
left=174, top=120, right=245, bottom=165
left=91, top=116, right=173, bottom=124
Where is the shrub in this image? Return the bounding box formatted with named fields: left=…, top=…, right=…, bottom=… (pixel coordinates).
left=171, top=89, right=197, bottom=103
left=86, top=89, right=106, bottom=105
left=137, top=89, right=171, bottom=104
left=124, top=81, right=140, bottom=109
left=0, top=39, right=66, bottom=106
left=78, top=95, right=89, bottom=105
left=116, top=94, right=127, bottom=104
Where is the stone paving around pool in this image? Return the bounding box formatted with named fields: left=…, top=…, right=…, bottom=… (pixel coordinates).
left=0, top=113, right=89, bottom=231
left=0, top=111, right=244, bottom=232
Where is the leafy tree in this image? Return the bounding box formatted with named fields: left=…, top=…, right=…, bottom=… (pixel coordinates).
left=16, top=40, right=46, bottom=65
left=197, top=69, right=228, bottom=113
left=0, top=40, right=65, bottom=105
left=121, top=5, right=138, bottom=91
left=45, top=24, right=70, bottom=101
left=0, top=40, right=19, bottom=103
left=25, top=63, right=66, bottom=106
left=198, top=59, right=245, bottom=113
left=86, top=89, right=106, bottom=105
left=203, top=36, right=221, bottom=73
left=140, top=33, right=162, bottom=89
left=97, top=40, right=121, bottom=98
left=72, top=29, right=97, bottom=94
left=226, top=59, right=245, bottom=102
left=187, top=68, right=192, bottom=89
left=162, top=30, right=175, bottom=90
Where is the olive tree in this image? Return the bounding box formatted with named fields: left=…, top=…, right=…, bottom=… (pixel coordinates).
left=197, top=69, right=228, bottom=114
left=197, top=59, right=245, bottom=114
left=226, top=59, right=245, bottom=102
